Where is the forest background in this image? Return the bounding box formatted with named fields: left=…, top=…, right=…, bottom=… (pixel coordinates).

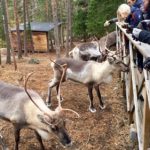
left=0, top=0, right=124, bottom=64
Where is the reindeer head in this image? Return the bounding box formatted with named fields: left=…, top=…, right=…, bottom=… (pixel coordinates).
left=37, top=111, right=72, bottom=147
left=24, top=65, right=79, bottom=147
left=107, top=53, right=129, bottom=72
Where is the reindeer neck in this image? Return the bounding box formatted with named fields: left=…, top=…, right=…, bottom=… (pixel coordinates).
left=98, top=60, right=115, bottom=74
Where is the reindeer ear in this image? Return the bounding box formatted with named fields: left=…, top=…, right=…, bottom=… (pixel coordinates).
left=37, top=114, right=52, bottom=124
left=107, top=57, right=114, bottom=64
left=115, top=59, right=120, bottom=64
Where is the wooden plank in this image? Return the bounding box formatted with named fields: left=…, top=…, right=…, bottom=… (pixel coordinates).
left=142, top=93, right=150, bottom=150
left=129, top=41, right=143, bottom=149
left=116, top=25, right=119, bottom=52
left=32, top=32, right=48, bottom=52
left=128, top=73, right=134, bottom=124
left=122, top=32, right=130, bottom=111
left=143, top=70, right=150, bottom=109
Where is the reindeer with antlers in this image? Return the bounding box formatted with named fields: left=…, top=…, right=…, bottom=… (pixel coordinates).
left=69, top=32, right=116, bottom=62
left=0, top=65, right=79, bottom=150
left=47, top=49, right=129, bottom=113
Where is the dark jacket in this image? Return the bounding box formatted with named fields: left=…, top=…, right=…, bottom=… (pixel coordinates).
left=132, top=0, right=143, bottom=12
left=139, top=30, right=150, bottom=44
left=126, top=7, right=143, bottom=28
left=144, top=7, right=150, bottom=20
left=132, top=0, right=143, bottom=8
left=126, top=0, right=143, bottom=28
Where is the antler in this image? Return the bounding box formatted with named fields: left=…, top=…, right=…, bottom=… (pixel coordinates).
left=24, top=72, right=46, bottom=113
left=49, top=58, right=63, bottom=72
left=49, top=58, right=80, bottom=118
left=57, top=63, right=67, bottom=107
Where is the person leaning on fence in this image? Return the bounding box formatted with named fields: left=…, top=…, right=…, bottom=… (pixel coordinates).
left=130, top=0, right=150, bottom=72
left=131, top=28, right=150, bottom=71
left=104, top=0, right=144, bottom=73
left=121, top=0, right=144, bottom=73
left=137, top=0, right=150, bottom=29
left=104, top=4, right=131, bottom=27
left=126, top=0, right=143, bottom=28
left=104, top=0, right=143, bottom=27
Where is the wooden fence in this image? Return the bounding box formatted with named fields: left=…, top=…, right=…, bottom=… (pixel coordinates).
left=116, top=22, right=150, bottom=150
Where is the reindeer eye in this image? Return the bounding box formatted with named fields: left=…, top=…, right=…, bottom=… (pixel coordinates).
left=51, top=125, right=58, bottom=132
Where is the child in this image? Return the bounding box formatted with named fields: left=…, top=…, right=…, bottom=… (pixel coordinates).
left=104, top=4, right=131, bottom=26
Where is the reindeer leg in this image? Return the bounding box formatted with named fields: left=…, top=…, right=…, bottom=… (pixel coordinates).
left=35, top=131, right=45, bottom=150
left=88, top=86, right=96, bottom=113
left=0, top=134, right=8, bottom=150
left=94, top=85, right=106, bottom=110
left=56, top=84, right=64, bottom=102
left=13, top=125, right=21, bottom=150
left=46, top=78, right=59, bottom=107
left=47, top=86, right=52, bottom=107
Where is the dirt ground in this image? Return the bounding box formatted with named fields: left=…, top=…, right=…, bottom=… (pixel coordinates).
left=0, top=51, right=137, bottom=150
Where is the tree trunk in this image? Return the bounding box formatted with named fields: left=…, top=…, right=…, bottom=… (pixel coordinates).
left=0, top=50, right=1, bottom=65
left=60, top=0, right=65, bottom=48
left=66, top=0, right=72, bottom=57
left=26, top=0, right=34, bottom=53
left=2, top=0, right=11, bottom=64
left=45, top=0, right=49, bottom=21
left=51, top=0, right=60, bottom=58
left=6, top=0, right=17, bottom=70
left=14, top=0, right=22, bottom=59
left=23, top=0, right=27, bottom=56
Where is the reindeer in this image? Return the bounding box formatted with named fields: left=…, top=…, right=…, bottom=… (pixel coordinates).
left=0, top=66, right=79, bottom=150
left=69, top=32, right=116, bottom=62
left=69, top=41, right=103, bottom=62
left=47, top=52, right=129, bottom=113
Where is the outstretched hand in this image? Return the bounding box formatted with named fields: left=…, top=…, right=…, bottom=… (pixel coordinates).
left=104, top=20, right=110, bottom=27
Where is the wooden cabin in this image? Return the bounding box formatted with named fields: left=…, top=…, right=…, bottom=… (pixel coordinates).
left=11, top=22, right=62, bottom=52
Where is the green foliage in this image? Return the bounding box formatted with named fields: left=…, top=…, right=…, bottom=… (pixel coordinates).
left=73, top=0, right=124, bottom=39
left=74, top=0, right=88, bottom=6
left=72, top=0, right=88, bottom=40
left=0, top=2, right=6, bottom=47
left=86, top=0, right=124, bottom=37
left=72, top=8, right=87, bottom=39
left=0, top=0, right=126, bottom=46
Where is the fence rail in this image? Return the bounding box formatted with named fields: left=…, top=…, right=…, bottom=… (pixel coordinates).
left=116, top=22, right=150, bottom=150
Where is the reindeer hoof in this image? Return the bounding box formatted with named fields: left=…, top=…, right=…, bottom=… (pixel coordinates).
left=89, top=107, right=96, bottom=113
left=99, top=105, right=106, bottom=110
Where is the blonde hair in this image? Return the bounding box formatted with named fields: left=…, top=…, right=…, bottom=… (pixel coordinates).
left=117, top=4, right=131, bottom=22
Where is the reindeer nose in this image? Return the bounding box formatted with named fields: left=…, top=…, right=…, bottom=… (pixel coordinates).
left=65, top=141, right=73, bottom=147
left=60, top=134, right=72, bottom=146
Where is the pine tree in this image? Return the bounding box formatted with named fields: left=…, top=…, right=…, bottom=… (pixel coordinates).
left=72, top=0, right=88, bottom=41
left=2, top=0, right=11, bottom=64
left=86, top=0, right=124, bottom=38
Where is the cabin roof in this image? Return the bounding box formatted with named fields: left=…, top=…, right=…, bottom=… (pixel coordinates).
left=11, top=22, right=62, bottom=32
